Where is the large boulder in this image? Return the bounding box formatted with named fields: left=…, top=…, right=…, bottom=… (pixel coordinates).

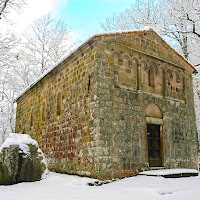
left=0, top=133, right=48, bottom=185
left=0, top=145, right=19, bottom=185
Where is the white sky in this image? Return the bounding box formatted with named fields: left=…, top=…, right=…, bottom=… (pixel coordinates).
left=1, top=0, right=66, bottom=32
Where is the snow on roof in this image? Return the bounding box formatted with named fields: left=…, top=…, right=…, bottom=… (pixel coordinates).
left=14, top=27, right=152, bottom=102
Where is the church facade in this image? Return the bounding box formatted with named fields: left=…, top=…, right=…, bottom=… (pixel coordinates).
left=15, top=29, right=198, bottom=180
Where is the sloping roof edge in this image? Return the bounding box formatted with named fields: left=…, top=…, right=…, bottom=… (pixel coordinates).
left=148, top=31, right=196, bottom=73
left=14, top=27, right=196, bottom=102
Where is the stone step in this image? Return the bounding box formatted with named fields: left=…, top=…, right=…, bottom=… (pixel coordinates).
left=138, top=169, right=199, bottom=178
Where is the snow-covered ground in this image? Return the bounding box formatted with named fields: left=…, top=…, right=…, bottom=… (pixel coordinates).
left=1, top=172, right=200, bottom=200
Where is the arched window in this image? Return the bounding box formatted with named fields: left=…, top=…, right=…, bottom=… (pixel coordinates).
left=148, top=67, right=154, bottom=87
left=56, top=93, right=62, bottom=116
left=166, top=69, right=172, bottom=87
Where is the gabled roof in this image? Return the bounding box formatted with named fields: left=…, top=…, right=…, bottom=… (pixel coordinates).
left=14, top=27, right=196, bottom=102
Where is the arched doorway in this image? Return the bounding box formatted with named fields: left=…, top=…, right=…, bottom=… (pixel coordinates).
left=146, top=103, right=163, bottom=168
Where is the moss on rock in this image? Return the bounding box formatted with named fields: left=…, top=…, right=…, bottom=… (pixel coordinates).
left=0, top=134, right=47, bottom=185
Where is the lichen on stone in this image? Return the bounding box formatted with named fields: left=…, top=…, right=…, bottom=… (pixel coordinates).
left=0, top=133, right=48, bottom=185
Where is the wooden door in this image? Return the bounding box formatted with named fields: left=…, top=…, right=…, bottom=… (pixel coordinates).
left=147, top=124, right=162, bottom=167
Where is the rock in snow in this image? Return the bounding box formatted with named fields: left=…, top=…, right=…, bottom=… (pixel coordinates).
left=0, top=133, right=48, bottom=185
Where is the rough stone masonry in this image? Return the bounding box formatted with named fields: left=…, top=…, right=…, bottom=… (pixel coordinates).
left=15, top=28, right=198, bottom=180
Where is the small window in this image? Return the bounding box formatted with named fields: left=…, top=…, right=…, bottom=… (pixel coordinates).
left=56, top=93, right=62, bottom=116
left=30, top=109, right=33, bottom=127
left=148, top=70, right=151, bottom=86
left=88, top=75, right=91, bottom=92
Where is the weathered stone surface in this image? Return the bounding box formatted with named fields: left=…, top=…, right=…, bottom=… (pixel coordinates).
left=19, top=144, right=46, bottom=182
left=0, top=145, right=19, bottom=185
left=0, top=134, right=47, bottom=185
left=15, top=30, right=198, bottom=180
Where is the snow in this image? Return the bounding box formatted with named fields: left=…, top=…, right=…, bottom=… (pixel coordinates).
left=0, top=133, right=48, bottom=178
left=139, top=169, right=199, bottom=176
left=13, top=27, right=153, bottom=103
left=0, top=133, right=38, bottom=154
left=0, top=171, right=200, bottom=200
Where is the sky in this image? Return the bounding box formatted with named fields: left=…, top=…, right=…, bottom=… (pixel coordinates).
left=59, top=0, right=135, bottom=39
left=2, top=0, right=135, bottom=41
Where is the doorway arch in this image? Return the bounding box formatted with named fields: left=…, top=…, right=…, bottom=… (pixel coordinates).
left=146, top=103, right=163, bottom=167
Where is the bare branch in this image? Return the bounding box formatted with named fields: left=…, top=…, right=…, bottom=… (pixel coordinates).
left=0, top=0, right=26, bottom=21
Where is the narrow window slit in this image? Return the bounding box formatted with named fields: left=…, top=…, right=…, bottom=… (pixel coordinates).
left=88, top=75, right=91, bottom=92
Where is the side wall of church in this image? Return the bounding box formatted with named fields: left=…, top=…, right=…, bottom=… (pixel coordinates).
left=15, top=39, right=105, bottom=177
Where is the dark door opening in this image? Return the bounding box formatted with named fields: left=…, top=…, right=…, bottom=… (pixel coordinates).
left=147, top=124, right=162, bottom=167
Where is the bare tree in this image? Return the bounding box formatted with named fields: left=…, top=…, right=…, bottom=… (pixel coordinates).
left=0, top=0, right=25, bottom=20
left=101, top=0, right=200, bottom=66
left=101, top=0, right=159, bottom=31
left=0, top=0, right=26, bottom=144
left=20, top=14, right=74, bottom=81
left=0, top=14, right=74, bottom=144
left=158, top=0, right=200, bottom=65
left=0, top=32, right=20, bottom=144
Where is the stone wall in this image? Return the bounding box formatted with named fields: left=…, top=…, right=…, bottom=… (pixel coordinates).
left=15, top=39, right=104, bottom=178
left=15, top=30, right=198, bottom=180
left=93, top=32, right=198, bottom=179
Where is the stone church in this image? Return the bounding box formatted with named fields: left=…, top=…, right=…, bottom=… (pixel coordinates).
left=15, top=28, right=198, bottom=180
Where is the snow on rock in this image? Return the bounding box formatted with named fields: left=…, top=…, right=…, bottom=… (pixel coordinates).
left=0, top=133, right=38, bottom=154
left=0, top=133, right=48, bottom=185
